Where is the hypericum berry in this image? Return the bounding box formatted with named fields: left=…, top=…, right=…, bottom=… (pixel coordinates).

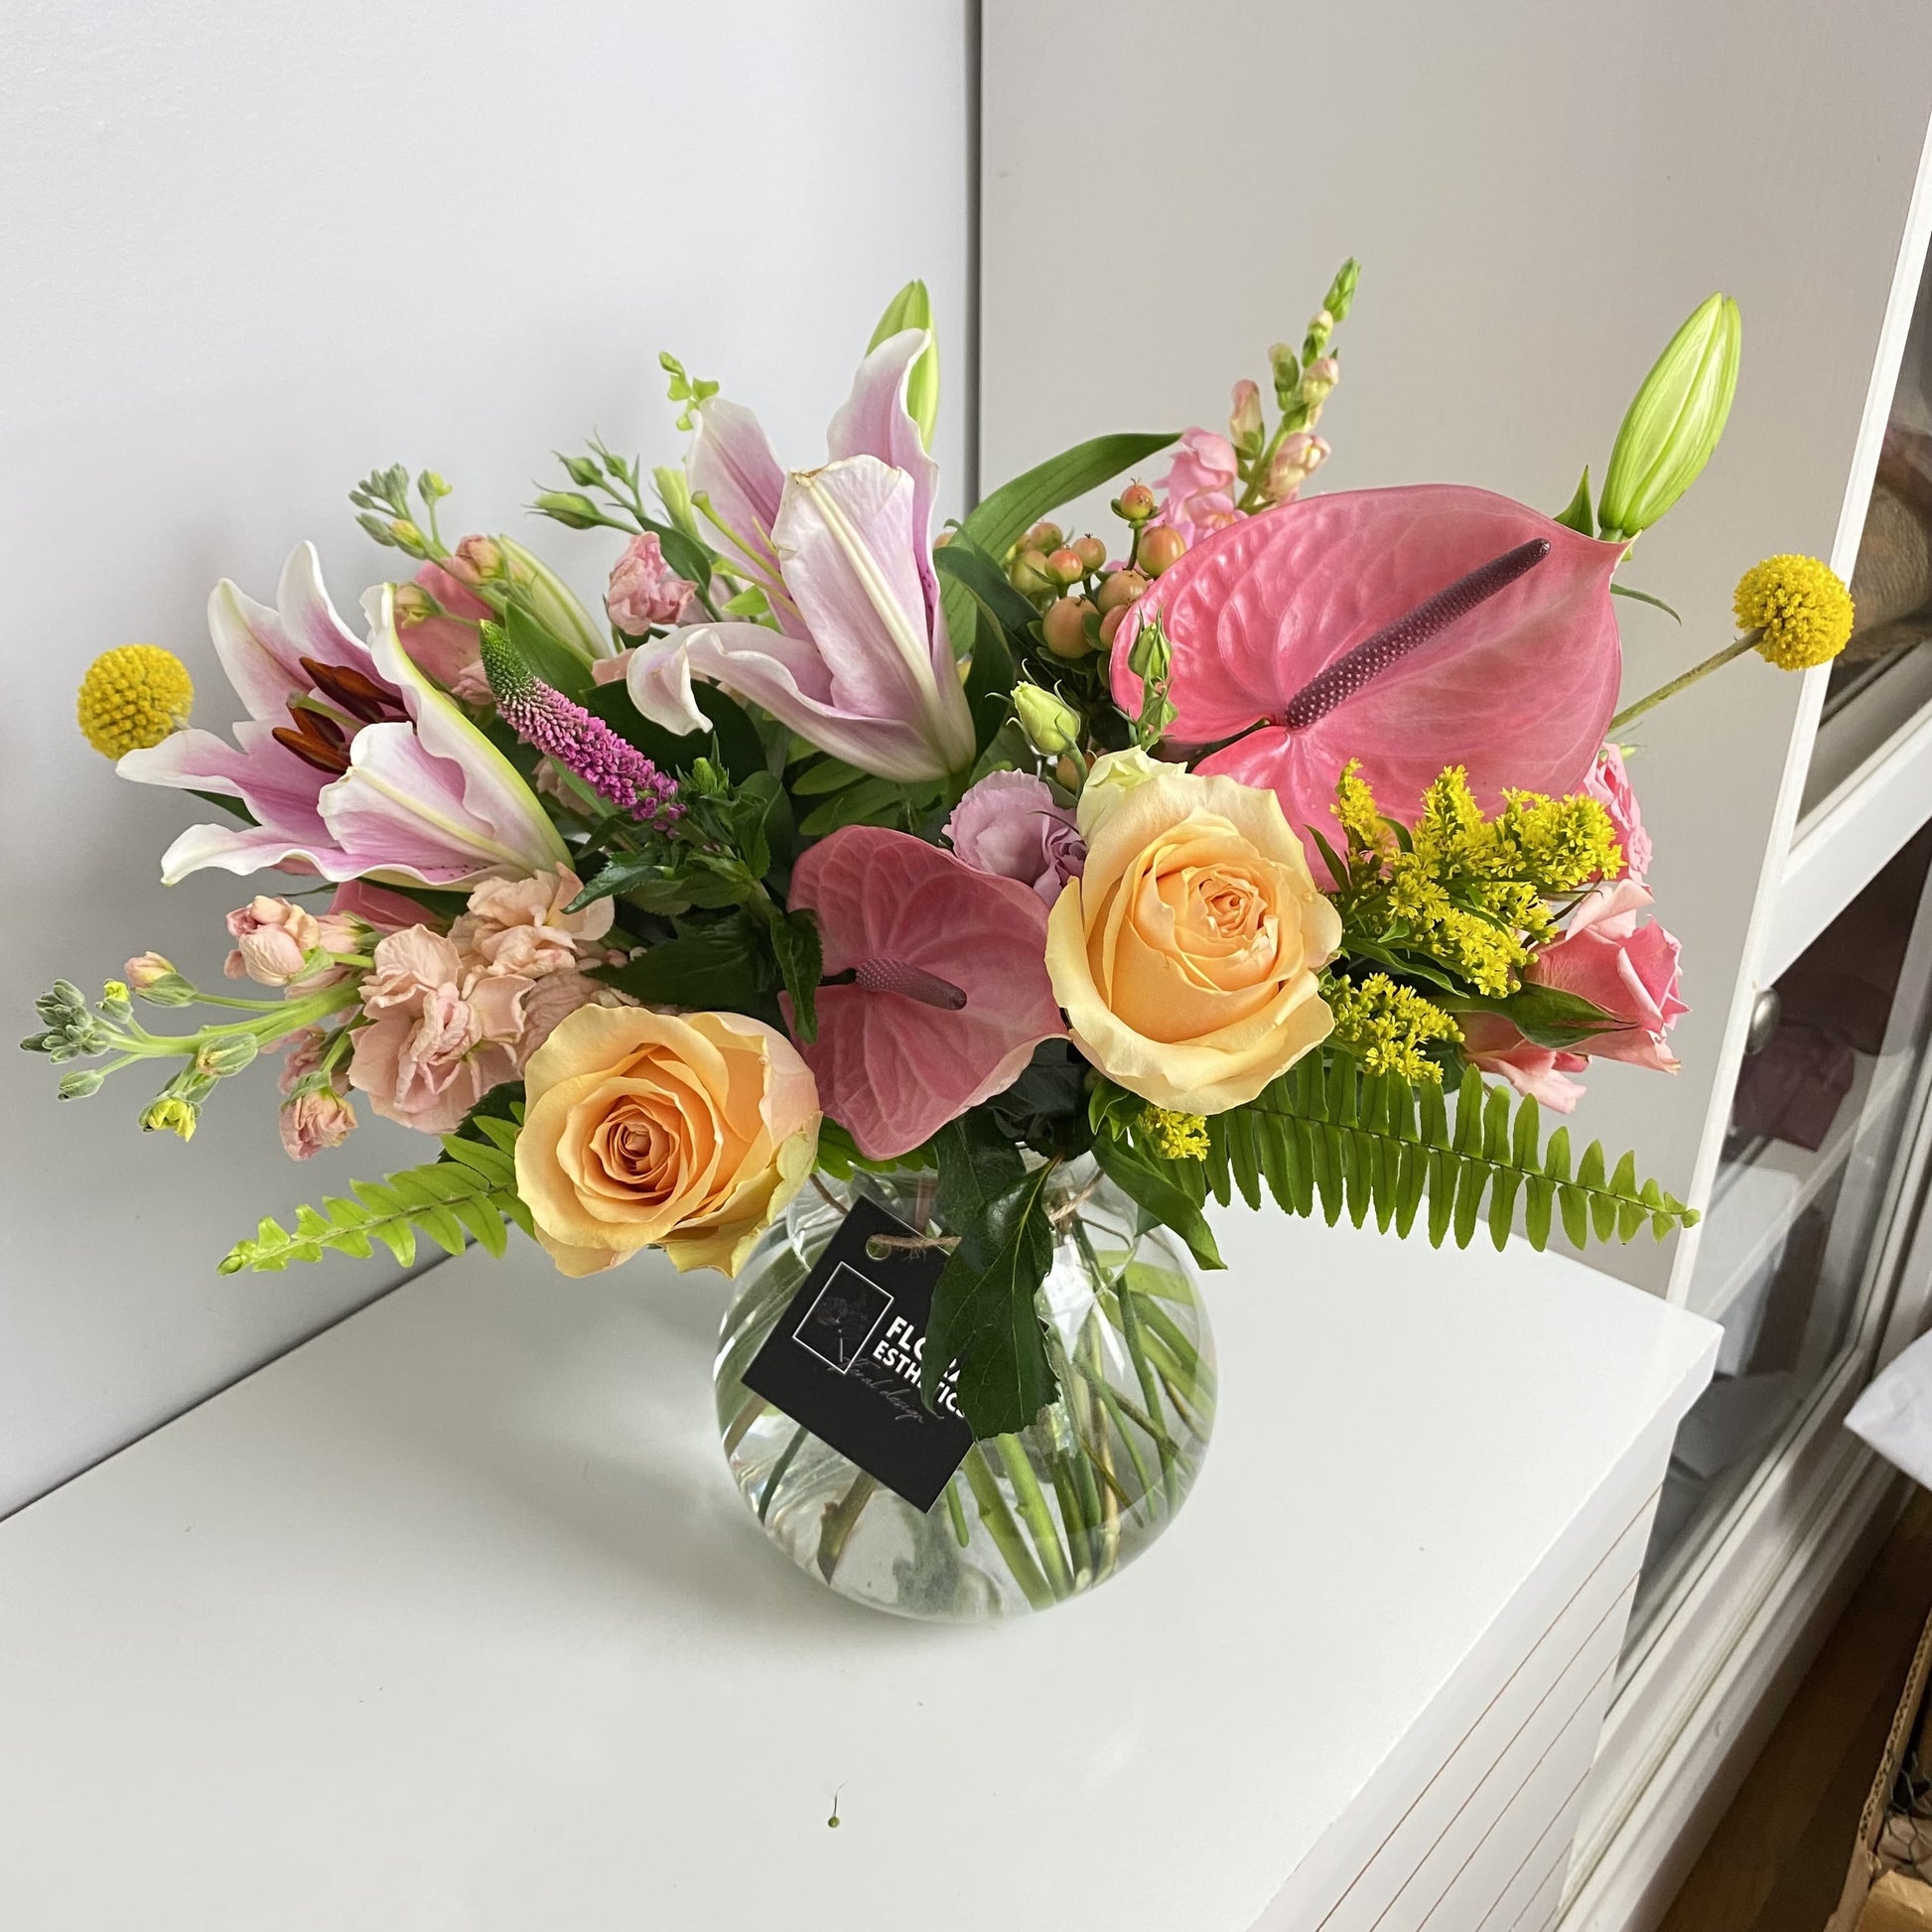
left=1041, top=598, right=1096, bottom=658
left=1045, top=548, right=1086, bottom=587
left=1139, top=527, right=1186, bottom=577
left=1114, top=482, right=1156, bottom=523
left=1098, top=607, right=1128, bottom=649
left=1010, top=549, right=1053, bottom=596
left=1025, top=521, right=1065, bottom=554
left=1097, top=569, right=1147, bottom=614
left=1071, top=535, right=1107, bottom=574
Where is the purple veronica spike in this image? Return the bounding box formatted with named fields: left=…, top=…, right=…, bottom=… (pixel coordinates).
left=483, top=627, right=681, bottom=825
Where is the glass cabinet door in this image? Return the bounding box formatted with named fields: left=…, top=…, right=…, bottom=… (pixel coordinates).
left=1629, top=825, right=1932, bottom=1631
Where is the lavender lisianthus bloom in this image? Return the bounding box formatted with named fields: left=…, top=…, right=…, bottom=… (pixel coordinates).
left=943, top=770, right=1084, bottom=905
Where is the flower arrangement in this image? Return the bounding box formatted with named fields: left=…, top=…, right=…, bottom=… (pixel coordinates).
left=32, top=266, right=1854, bottom=1447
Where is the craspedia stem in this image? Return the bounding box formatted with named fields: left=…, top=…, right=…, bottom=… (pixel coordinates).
left=1282, top=540, right=1551, bottom=732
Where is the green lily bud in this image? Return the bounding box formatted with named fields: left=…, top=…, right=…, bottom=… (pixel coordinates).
left=1598, top=293, right=1741, bottom=541
left=499, top=537, right=609, bottom=666
left=1013, top=683, right=1083, bottom=758
left=867, top=280, right=940, bottom=450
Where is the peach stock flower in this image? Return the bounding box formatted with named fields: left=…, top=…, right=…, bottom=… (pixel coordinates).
left=1045, top=755, right=1341, bottom=1113
left=450, top=864, right=619, bottom=979
left=514, top=1006, right=820, bottom=1279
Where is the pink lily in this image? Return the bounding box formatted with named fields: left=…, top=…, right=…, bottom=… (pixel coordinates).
left=117, top=544, right=567, bottom=887
left=1111, top=485, right=1625, bottom=846
left=625, top=332, right=976, bottom=783
left=782, top=825, right=1065, bottom=1160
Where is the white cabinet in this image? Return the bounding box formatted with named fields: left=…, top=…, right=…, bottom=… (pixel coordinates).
left=980, top=5, right=1932, bottom=1924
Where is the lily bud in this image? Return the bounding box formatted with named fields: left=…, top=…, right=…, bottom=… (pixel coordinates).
left=654, top=466, right=701, bottom=543
left=1229, top=378, right=1265, bottom=457
left=1014, top=683, right=1082, bottom=757
left=868, top=280, right=940, bottom=449
left=499, top=537, right=609, bottom=666
left=1598, top=293, right=1741, bottom=540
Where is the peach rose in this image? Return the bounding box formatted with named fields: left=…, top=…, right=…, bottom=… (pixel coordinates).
left=1045, top=757, right=1341, bottom=1113
left=515, top=1006, right=820, bottom=1279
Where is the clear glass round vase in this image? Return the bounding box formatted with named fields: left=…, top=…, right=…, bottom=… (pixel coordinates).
left=714, top=1158, right=1216, bottom=1620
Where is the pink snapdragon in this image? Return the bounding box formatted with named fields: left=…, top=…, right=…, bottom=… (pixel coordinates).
left=607, top=533, right=700, bottom=634
left=1150, top=428, right=1241, bottom=546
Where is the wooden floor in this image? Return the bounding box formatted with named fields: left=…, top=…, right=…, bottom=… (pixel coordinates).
left=1658, top=1489, right=1932, bottom=1932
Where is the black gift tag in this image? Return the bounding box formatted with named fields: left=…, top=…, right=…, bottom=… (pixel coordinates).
left=742, top=1195, right=972, bottom=1512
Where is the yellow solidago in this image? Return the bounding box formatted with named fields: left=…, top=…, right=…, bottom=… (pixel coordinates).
left=1329, top=764, right=1617, bottom=999
left=1138, top=1104, right=1209, bottom=1161
left=77, top=645, right=194, bottom=759
left=1733, top=554, right=1855, bottom=670
left=1325, top=973, right=1461, bottom=1082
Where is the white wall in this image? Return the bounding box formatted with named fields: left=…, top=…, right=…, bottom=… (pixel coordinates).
left=0, top=0, right=970, bottom=1514
left=981, top=0, right=1932, bottom=1292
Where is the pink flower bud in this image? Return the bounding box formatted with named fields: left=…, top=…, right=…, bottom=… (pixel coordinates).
left=278, top=1086, right=357, bottom=1161
left=1265, top=432, right=1330, bottom=503
left=225, top=896, right=322, bottom=988
left=606, top=532, right=701, bottom=635
left=443, top=534, right=505, bottom=588
left=124, top=951, right=176, bottom=989
left=1303, top=355, right=1340, bottom=402
left=1228, top=378, right=1264, bottom=452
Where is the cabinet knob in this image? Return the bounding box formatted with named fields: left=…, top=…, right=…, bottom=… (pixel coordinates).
left=1744, top=985, right=1782, bottom=1054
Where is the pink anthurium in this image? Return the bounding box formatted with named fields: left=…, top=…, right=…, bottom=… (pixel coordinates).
left=782, top=825, right=1065, bottom=1160
left=117, top=544, right=567, bottom=887
left=1110, top=484, right=1625, bottom=850
left=626, top=331, right=976, bottom=783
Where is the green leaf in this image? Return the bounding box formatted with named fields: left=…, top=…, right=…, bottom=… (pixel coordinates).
left=1553, top=467, right=1594, bottom=535
left=797, top=775, right=919, bottom=836
left=596, top=914, right=775, bottom=1015
left=771, top=907, right=823, bottom=1043
left=581, top=680, right=765, bottom=780
left=1090, top=1131, right=1224, bottom=1271
left=1609, top=582, right=1683, bottom=622
left=504, top=603, right=594, bottom=703
left=960, top=431, right=1178, bottom=562
left=922, top=1116, right=1058, bottom=1437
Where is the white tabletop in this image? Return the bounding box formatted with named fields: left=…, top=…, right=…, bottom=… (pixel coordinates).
left=0, top=1211, right=1716, bottom=1932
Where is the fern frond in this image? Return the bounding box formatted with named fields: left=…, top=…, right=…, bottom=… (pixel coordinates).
left=218, top=1121, right=529, bottom=1274
left=1163, top=1052, right=1695, bottom=1256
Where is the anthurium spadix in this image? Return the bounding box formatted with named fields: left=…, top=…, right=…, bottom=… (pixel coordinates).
left=117, top=545, right=567, bottom=886
left=627, top=329, right=976, bottom=783
left=1109, top=484, right=1625, bottom=854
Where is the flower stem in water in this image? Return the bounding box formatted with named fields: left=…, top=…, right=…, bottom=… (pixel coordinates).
left=963, top=1446, right=1054, bottom=1610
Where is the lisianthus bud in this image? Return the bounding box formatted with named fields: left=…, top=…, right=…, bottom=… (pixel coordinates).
left=1014, top=683, right=1083, bottom=757
left=1229, top=378, right=1264, bottom=456
left=1041, top=598, right=1097, bottom=658
left=444, top=535, right=505, bottom=587
left=1266, top=432, right=1331, bottom=503
left=533, top=491, right=605, bottom=530
left=1138, top=527, right=1186, bottom=577
left=1598, top=293, right=1741, bottom=540
left=1097, top=569, right=1147, bottom=614
left=1126, top=614, right=1172, bottom=683
left=1113, top=483, right=1157, bottom=524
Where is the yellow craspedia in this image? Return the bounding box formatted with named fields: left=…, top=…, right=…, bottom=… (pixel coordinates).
left=76, top=645, right=194, bottom=759
left=1733, top=555, right=1855, bottom=671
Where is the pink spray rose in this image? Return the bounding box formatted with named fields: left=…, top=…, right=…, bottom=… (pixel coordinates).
left=1151, top=429, right=1241, bottom=546
left=1458, top=1012, right=1590, bottom=1114
left=606, top=532, right=701, bottom=635
left=943, top=771, right=1085, bottom=905
left=1582, top=744, right=1652, bottom=881
left=348, top=927, right=532, bottom=1134
left=396, top=555, right=494, bottom=703
left=1528, top=880, right=1687, bottom=1072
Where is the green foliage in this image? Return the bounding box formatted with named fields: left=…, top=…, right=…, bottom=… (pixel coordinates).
left=1176, top=1055, right=1697, bottom=1253
left=1553, top=467, right=1594, bottom=535
left=1090, top=1129, right=1224, bottom=1272
left=923, top=1114, right=1059, bottom=1437
left=959, top=431, right=1177, bottom=563
left=503, top=603, right=593, bottom=702
left=217, top=1116, right=532, bottom=1274
left=814, top=1120, right=936, bottom=1180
